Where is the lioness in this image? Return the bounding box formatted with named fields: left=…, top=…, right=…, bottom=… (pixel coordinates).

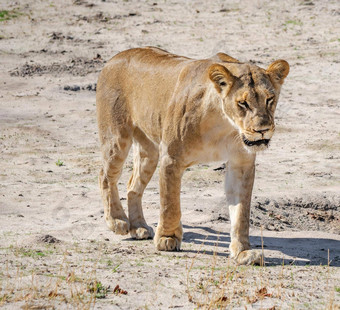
left=96, top=47, right=289, bottom=265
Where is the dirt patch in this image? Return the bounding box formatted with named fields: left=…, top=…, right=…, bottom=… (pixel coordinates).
left=63, top=83, right=97, bottom=92
left=74, top=11, right=138, bottom=23
left=36, top=234, right=61, bottom=244
left=10, top=57, right=104, bottom=77
left=250, top=195, right=340, bottom=233
left=73, top=0, right=96, bottom=8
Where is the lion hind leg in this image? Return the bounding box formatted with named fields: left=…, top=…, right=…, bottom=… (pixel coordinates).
left=99, top=134, right=132, bottom=235
left=154, top=151, right=184, bottom=251
left=127, top=128, right=159, bottom=240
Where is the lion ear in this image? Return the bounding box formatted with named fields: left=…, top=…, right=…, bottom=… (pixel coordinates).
left=209, top=64, right=235, bottom=93
left=266, top=60, right=289, bottom=85
left=216, top=52, right=240, bottom=63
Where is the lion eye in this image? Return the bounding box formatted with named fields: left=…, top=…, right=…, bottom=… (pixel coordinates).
left=238, top=101, right=250, bottom=110
left=266, top=97, right=275, bottom=107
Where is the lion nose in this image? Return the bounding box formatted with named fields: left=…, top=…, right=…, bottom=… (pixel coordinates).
left=253, top=128, right=270, bottom=134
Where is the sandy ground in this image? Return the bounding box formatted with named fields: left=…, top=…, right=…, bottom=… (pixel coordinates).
left=0, top=0, right=339, bottom=309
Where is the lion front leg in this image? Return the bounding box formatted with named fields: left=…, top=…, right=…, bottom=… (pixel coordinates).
left=226, top=156, right=262, bottom=265
left=154, top=153, right=184, bottom=251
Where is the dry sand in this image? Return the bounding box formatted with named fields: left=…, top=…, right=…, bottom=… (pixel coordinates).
left=0, top=0, right=339, bottom=309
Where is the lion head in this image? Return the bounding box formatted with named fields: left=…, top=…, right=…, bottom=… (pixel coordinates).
left=209, top=58, right=289, bottom=152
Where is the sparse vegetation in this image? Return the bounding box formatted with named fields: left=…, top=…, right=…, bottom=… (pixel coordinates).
left=0, top=228, right=339, bottom=308
left=185, top=249, right=338, bottom=309
left=0, top=244, right=112, bottom=308
left=0, top=9, right=21, bottom=22
left=87, top=281, right=110, bottom=299
left=284, top=19, right=303, bottom=26
left=112, top=263, right=121, bottom=273
left=56, top=159, right=64, bottom=166
left=19, top=248, right=49, bottom=258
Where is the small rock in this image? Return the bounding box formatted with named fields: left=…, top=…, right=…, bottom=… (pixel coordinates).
left=70, top=85, right=80, bottom=91
left=85, top=83, right=96, bottom=91
left=63, top=85, right=80, bottom=91
left=93, top=54, right=102, bottom=60
left=217, top=215, right=228, bottom=221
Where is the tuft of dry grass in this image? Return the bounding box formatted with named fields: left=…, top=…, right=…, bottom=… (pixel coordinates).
left=185, top=239, right=339, bottom=309
left=0, top=239, right=339, bottom=309
left=0, top=244, right=110, bottom=309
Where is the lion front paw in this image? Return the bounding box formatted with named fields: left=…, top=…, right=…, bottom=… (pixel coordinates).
left=130, top=224, right=154, bottom=240
left=235, top=250, right=263, bottom=266
left=154, top=223, right=183, bottom=251
left=229, top=240, right=263, bottom=265
left=155, top=236, right=181, bottom=251
left=106, top=217, right=130, bottom=235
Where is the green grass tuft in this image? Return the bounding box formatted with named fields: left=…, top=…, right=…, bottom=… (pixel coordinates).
left=56, top=159, right=64, bottom=166
left=0, top=9, right=21, bottom=22
left=284, top=19, right=303, bottom=26
left=87, top=281, right=109, bottom=299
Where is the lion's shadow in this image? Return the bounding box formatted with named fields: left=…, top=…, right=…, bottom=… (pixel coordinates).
left=182, top=224, right=340, bottom=267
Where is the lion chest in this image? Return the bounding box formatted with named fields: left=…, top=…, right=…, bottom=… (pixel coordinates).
left=184, top=125, right=240, bottom=165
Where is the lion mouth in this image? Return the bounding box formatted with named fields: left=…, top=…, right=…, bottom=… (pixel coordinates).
left=242, top=135, right=270, bottom=147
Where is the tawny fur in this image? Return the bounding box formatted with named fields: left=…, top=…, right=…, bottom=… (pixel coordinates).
left=96, top=47, right=289, bottom=265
